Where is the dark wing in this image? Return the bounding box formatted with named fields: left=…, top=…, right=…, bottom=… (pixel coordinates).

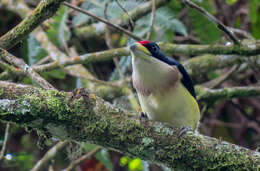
left=175, top=62, right=196, bottom=99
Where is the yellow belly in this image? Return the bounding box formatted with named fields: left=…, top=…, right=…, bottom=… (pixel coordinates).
left=137, top=83, right=200, bottom=130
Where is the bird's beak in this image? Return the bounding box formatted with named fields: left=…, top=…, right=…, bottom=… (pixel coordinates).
left=129, top=43, right=151, bottom=61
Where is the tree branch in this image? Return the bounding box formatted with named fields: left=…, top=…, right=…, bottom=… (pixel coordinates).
left=0, top=123, right=10, bottom=163
left=197, top=86, right=260, bottom=102
left=62, top=2, right=142, bottom=41
left=30, top=44, right=260, bottom=79
left=0, top=0, right=66, bottom=50
left=0, top=48, right=55, bottom=90
left=74, top=0, right=169, bottom=39
left=0, top=81, right=259, bottom=170
left=182, top=0, right=240, bottom=45
left=31, top=141, right=69, bottom=171
left=63, top=147, right=101, bottom=171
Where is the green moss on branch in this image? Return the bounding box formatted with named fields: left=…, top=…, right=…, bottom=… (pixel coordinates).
left=0, top=81, right=259, bottom=170
left=196, top=86, right=260, bottom=102
left=0, top=0, right=66, bottom=49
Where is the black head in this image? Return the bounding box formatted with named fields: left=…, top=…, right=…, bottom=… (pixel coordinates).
left=138, top=41, right=162, bottom=59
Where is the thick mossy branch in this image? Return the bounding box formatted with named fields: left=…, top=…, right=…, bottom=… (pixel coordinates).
left=0, top=81, right=259, bottom=170
left=0, top=0, right=66, bottom=49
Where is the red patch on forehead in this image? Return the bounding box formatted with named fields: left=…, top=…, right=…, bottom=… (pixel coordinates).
left=138, top=40, right=150, bottom=45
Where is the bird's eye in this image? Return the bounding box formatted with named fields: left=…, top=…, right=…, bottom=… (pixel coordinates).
left=152, top=45, right=157, bottom=52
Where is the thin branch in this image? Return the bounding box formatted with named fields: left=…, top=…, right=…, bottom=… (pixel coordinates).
left=63, top=147, right=101, bottom=171
left=1, top=45, right=259, bottom=86
left=0, top=123, right=10, bottom=163
left=104, top=3, right=124, bottom=79
left=74, top=0, right=169, bottom=39
left=228, top=27, right=254, bottom=39
left=0, top=48, right=55, bottom=90
left=34, top=56, right=51, bottom=66
left=31, top=141, right=69, bottom=171
left=146, top=0, right=156, bottom=40
left=115, top=0, right=134, bottom=31
left=31, top=45, right=260, bottom=78
left=62, top=2, right=142, bottom=41
left=196, top=85, right=260, bottom=102
left=203, top=65, right=240, bottom=88
left=182, top=0, right=240, bottom=45
left=104, top=4, right=140, bottom=111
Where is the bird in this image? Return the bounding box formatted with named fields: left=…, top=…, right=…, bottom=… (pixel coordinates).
left=129, top=40, right=200, bottom=131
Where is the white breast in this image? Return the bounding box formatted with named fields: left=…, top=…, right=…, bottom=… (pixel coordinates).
left=137, top=82, right=200, bottom=129
left=132, top=56, right=200, bottom=129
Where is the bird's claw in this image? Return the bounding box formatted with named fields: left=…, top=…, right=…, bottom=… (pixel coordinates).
left=139, top=112, right=149, bottom=123
left=178, top=126, right=193, bottom=137
left=140, top=112, right=148, bottom=118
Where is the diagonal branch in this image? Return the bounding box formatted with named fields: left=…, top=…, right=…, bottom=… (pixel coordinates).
left=0, top=123, right=10, bottom=163
left=0, top=0, right=66, bottom=50
left=182, top=0, right=240, bottom=45
left=31, top=141, right=69, bottom=171
left=63, top=147, right=101, bottom=171
left=0, top=81, right=259, bottom=170
left=62, top=2, right=142, bottom=41
left=0, top=48, right=55, bottom=90
left=74, top=0, right=169, bottom=39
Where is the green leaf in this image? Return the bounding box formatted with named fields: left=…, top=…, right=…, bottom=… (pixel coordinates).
left=72, top=0, right=141, bottom=26
left=82, top=143, right=113, bottom=171
left=46, top=6, right=70, bottom=49
left=249, top=0, right=260, bottom=38
left=225, top=0, right=237, bottom=5
left=20, top=34, right=48, bottom=65
left=155, top=7, right=188, bottom=36
left=44, top=69, right=66, bottom=79
left=188, top=1, right=221, bottom=43
left=249, top=0, right=259, bottom=23
left=109, top=56, right=131, bottom=81
left=96, top=149, right=114, bottom=171
left=134, top=6, right=187, bottom=40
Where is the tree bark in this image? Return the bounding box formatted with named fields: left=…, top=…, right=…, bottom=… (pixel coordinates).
left=0, top=81, right=259, bottom=170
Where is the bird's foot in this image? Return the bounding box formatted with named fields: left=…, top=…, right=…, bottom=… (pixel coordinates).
left=140, top=112, right=148, bottom=118
left=139, top=112, right=149, bottom=123
left=178, top=126, right=193, bottom=137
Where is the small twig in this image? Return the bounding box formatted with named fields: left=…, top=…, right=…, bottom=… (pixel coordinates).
left=146, top=0, right=156, bottom=40
left=0, top=123, right=10, bottom=163
left=203, top=65, right=240, bottom=89
left=0, top=48, right=55, bottom=90
left=62, top=2, right=142, bottom=41
left=205, top=119, right=244, bottom=129
left=31, top=141, right=69, bottom=171
left=34, top=56, right=51, bottom=66
left=103, top=4, right=139, bottom=111
left=63, top=147, right=101, bottom=171
left=0, top=60, right=22, bottom=75
left=227, top=27, right=253, bottom=39
left=104, top=3, right=125, bottom=79
left=182, top=0, right=240, bottom=45
left=115, top=0, right=134, bottom=31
